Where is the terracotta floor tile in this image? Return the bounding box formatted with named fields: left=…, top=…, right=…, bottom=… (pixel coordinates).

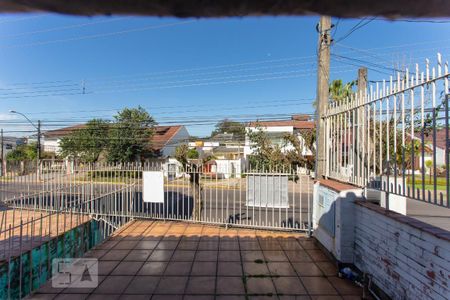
left=124, top=276, right=159, bottom=294
left=218, top=261, right=243, bottom=276
left=181, top=236, right=202, bottom=242
left=216, top=296, right=247, bottom=300
left=31, top=221, right=362, bottom=300
left=220, top=241, right=239, bottom=251
left=54, top=294, right=88, bottom=300
left=258, top=240, right=282, bottom=250
left=114, top=240, right=140, bottom=250
left=243, top=262, right=270, bottom=276
left=200, top=236, right=219, bottom=242
left=278, top=239, right=303, bottom=250
left=36, top=280, right=65, bottom=294
left=29, top=294, right=58, bottom=300
left=184, top=295, right=215, bottom=300
left=97, top=261, right=120, bottom=275
left=84, top=249, right=108, bottom=259
left=177, top=241, right=199, bottom=250
left=62, top=276, right=106, bottom=294
left=198, top=241, right=219, bottom=250
left=195, top=250, right=218, bottom=261
left=155, top=276, right=188, bottom=294
left=119, top=295, right=150, bottom=300
left=246, top=277, right=276, bottom=295
left=191, top=261, right=217, bottom=276
left=137, top=261, right=167, bottom=276
left=156, top=240, right=179, bottom=250
left=185, top=276, right=216, bottom=294
left=278, top=296, right=311, bottom=300
left=285, top=251, right=313, bottom=262
left=241, top=251, right=265, bottom=262
left=147, top=250, right=174, bottom=261
left=161, top=236, right=181, bottom=241
left=305, top=249, right=330, bottom=262
left=327, top=277, right=362, bottom=295
left=151, top=295, right=183, bottom=300
left=239, top=241, right=261, bottom=251
left=300, top=277, right=338, bottom=295
left=273, top=276, right=307, bottom=295
left=292, top=263, right=324, bottom=276
left=100, top=250, right=131, bottom=261
left=219, top=250, right=241, bottom=262
left=298, top=239, right=319, bottom=250
left=141, top=236, right=162, bottom=241
left=263, top=251, right=288, bottom=262
left=124, top=250, right=153, bottom=261
left=171, top=250, right=196, bottom=261
left=267, top=262, right=297, bottom=276
left=111, top=261, right=144, bottom=276
left=316, top=262, right=338, bottom=277
left=164, top=261, right=192, bottom=276
left=94, top=276, right=134, bottom=294
left=96, top=240, right=118, bottom=250
left=135, top=241, right=159, bottom=250
left=216, top=277, right=245, bottom=295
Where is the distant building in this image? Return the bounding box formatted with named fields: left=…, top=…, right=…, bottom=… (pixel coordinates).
left=1, top=136, right=24, bottom=156
left=188, top=133, right=246, bottom=178
left=244, top=115, right=315, bottom=158
left=41, top=124, right=189, bottom=158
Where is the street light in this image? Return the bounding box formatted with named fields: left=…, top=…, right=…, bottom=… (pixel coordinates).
left=9, top=110, right=41, bottom=160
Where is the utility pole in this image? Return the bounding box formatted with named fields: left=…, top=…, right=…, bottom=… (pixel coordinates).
left=355, top=68, right=368, bottom=181
left=37, top=120, right=41, bottom=181
left=315, top=16, right=331, bottom=179
left=1, top=129, right=4, bottom=177
left=37, top=120, right=41, bottom=160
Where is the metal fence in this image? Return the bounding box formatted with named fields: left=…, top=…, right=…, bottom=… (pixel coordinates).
left=322, top=53, right=449, bottom=207
left=1, top=161, right=313, bottom=232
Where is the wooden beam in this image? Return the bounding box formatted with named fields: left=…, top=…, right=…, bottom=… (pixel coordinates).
left=0, top=0, right=448, bottom=18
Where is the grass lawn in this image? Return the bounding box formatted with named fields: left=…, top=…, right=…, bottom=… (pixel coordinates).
left=407, top=176, right=448, bottom=191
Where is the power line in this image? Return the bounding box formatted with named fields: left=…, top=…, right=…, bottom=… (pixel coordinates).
left=0, top=20, right=196, bottom=49
left=19, top=98, right=315, bottom=115
left=0, top=17, right=132, bottom=39
left=0, top=15, right=45, bottom=25
left=333, top=17, right=376, bottom=44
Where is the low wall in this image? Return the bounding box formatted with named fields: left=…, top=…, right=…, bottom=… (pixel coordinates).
left=0, top=219, right=106, bottom=299
left=354, top=201, right=450, bottom=300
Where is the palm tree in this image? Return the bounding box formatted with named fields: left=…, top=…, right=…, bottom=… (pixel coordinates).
left=329, top=79, right=355, bottom=103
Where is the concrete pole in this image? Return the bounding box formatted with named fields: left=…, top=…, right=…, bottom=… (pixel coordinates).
left=1, top=129, right=3, bottom=176
left=315, top=16, right=331, bottom=179
left=355, top=68, right=367, bottom=180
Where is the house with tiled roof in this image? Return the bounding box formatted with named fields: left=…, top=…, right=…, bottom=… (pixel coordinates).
left=42, top=124, right=189, bottom=158
left=244, top=114, right=316, bottom=158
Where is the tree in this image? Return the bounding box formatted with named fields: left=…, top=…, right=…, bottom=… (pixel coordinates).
left=6, top=143, right=37, bottom=161
left=107, top=106, right=157, bottom=163
left=329, top=79, right=355, bottom=103
left=247, top=126, right=314, bottom=171
left=425, top=160, right=433, bottom=182
left=211, top=119, right=246, bottom=140
left=59, top=119, right=110, bottom=163
left=174, top=144, right=203, bottom=220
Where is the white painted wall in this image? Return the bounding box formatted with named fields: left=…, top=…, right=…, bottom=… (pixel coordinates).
left=214, top=158, right=244, bottom=178
left=42, top=138, right=61, bottom=153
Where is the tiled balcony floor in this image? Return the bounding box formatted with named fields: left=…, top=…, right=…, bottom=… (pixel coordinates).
left=29, top=220, right=363, bottom=300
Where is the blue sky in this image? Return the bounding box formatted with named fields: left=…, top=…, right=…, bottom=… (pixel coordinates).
left=0, top=14, right=449, bottom=137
